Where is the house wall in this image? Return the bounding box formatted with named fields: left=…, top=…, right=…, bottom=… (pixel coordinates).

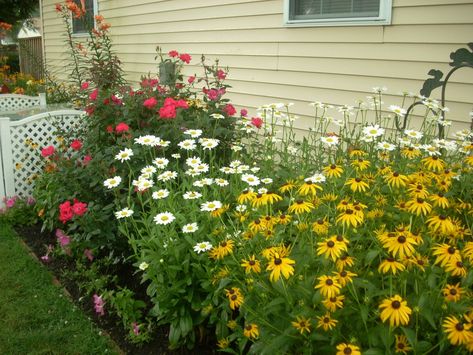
left=41, top=0, right=473, bottom=133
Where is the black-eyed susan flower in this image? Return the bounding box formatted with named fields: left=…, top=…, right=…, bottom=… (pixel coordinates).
left=442, top=315, right=473, bottom=346
left=317, top=239, right=345, bottom=261
left=463, top=242, right=473, bottom=263
left=266, top=253, right=295, bottom=282
left=291, top=316, right=312, bottom=334
left=321, top=192, right=338, bottom=202
left=243, top=323, right=259, bottom=339
left=345, top=177, right=370, bottom=193
left=316, top=313, right=338, bottom=331
left=426, top=214, right=455, bottom=234
left=288, top=199, right=314, bottom=214
left=422, top=155, right=445, bottom=171
left=279, top=180, right=296, bottom=193
left=443, top=283, right=463, bottom=302
left=336, top=255, right=355, bottom=271
left=336, top=343, right=361, bottom=355
left=432, top=243, right=461, bottom=267
left=407, top=183, right=429, bottom=199
left=237, top=189, right=256, bottom=204
left=323, top=164, right=343, bottom=178
left=264, top=191, right=283, bottom=204
left=210, top=204, right=229, bottom=218
left=226, top=319, right=238, bottom=330
left=406, top=253, right=428, bottom=272
left=401, top=146, right=421, bottom=159
left=217, top=338, right=230, bottom=349
left=394, top=334, right=412, bottom=354
left=322, top=295, right=345, bottom=312
left=336, top=208, right=363, bottom=228
left=383, top=233, right=418, bottom=259
left=315, top=275, right=341, bottom=298
left=444, top=259, right=467, bottom=278
left=297, top=180, right=322, bottom=196
left=334, top=270, right=357, bottom=287
left=312, top=217, right=330, bottom=235
left=351, top=158, right=371, bottom=171
left=379, top=295, right=412, bottom=327
left=405, top=197, right=432, bottom=216
left=276, top=213, right=292, bottom=225
left=385, top=171, right=409, bottom=189
left=429, top=193, right=450, bottom=208
left=241, top=255, right=261, bottom=274
left=378, top=257, right=406, bottom=275
left=225, top=287, right=244, bottom=310
left=209, top=240, right=234, bottom=260
left=251, top=193, right=267, bottom=208
left=248, top=218, right=265, bottom=233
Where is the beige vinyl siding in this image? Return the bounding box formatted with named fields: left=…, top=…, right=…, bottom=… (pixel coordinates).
left=42, top=0, right=473, bottom=133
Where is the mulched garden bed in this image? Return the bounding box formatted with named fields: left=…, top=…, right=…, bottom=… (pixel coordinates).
left=15, top=224, right=216, bottom=355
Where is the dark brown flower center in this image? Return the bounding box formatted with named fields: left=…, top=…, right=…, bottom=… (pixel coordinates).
left=456, top=323, right=464, bottom=331
left=345, top=209, right=354, bottom=215
left=330, top=297, right=337, bottom=302
left=256, top=193, right=262, bottom=198
left=323, top=317, right=330, bottom=323
left=296, top=200, right=304, bottom=204
left=254, top=219, right=261, bottom=224
left=397, top=235, right=406, bottom=243
left=417, top=198, right=424, bottom=203
left=327, top=241, right=335, bottom=248
left=387, top=257, right=395, bottom=262
left=249, top=260, right=255, bottom=266
left=439, top=215, right=447, bottom=220
left=330, top=164, right=336, bottom=169
left=432, top=156, right=439, bottom=160
left=274, top=258, right=282, bottom=265
left=231, top=295, right=237, bottom=301
left=393, top=172, right=399, bottom=177
left=344, top=348, right=352, bottom=355
left=447, top=246, right=456, bottom=254
left=449, top=288, right=457, bottom=295
left=391, top=300, right=401, bottom=309
left=317, top=219, right=324, bottom=224
left=398, top=343, right=405, bottom=349
left=326, top=279, right=334, bottom=286
left=336, top=235, right=344, bottom=242
left=221, top=242, right=227, bottom=247
left=456, top=261, right=464, bottom=267
left=340, top=271, right=347, bottom=277
left=355, top=178, right=362, bottom=182
left=245, top=325, right=253, bottom=331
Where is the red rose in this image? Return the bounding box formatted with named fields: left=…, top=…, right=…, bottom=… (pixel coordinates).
left=251, top=117, right=264, bottom=129
left=224, top=104, right=236, bottom=116
left=143, top=97, right=158, bottom=109
left=89, top=88, right=98, bottom=101
left=72, top=199, right=88, bottom=216
left=41, top=145, right=55, bottom=157
left=115, top=122, right=130, bottom=133
left=159, top=104, right=176, bottom=119
left=179, top=53, right=191, bottom=64
left=168, top=50, right=179, bottom=57
left=59, top=201, right=73, bottom=223
left=81, top=82, right=89, bottom=90
left=216, top=69, right=226, bottom=80
left=240, top=109, right=248, bottom=117
left=70, top=139, right=83, bottom=151
left=188, top=76, right=195, bottom=84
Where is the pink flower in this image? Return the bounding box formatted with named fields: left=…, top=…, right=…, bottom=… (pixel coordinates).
left=240, top=109, right=248, bottom=117
left=115, top=122, right=130, bottom=133
left=41, top=145, right=55, bottom=158
left=179, top=53, right=191, bottom=64
left=251, top=117, right=264, bottom=129
left=175, top=99, right=188, bottom=109
left=111, top=95, right=122, bottom=106
left=89, top=88, right=98, bottom=101
left=216, top=69, right=226, bottom=80
left=6, top=197, right=16, bottom=208
left=143, top=97, right=158, bottom=109
left=56, top=229, right=71, bottom=247
left=187, top=75, right=195, bottom=84
left=206, top=89, right=219, bottom=101
left=159, top=104, right=176, bottom=119
left=224, top=104, right=236, bottom=116
left=70, top=139, right=83, bottom=151
left=26, top=197, right=36, bottom=206
left=59, top=201, right=73, bottom=223
left=40, top=255, right=50, bottom=262
left=93, top=294, right=105, bottom=316
left=83, top=155, right=92, bottom=165
left=106, top=125, right=113, bottom=133
left=72, top=199, right=87, bottom=216
left=132, top=322, right=140, bottom=335
left=84, top=249, right=94, bottom=261
left=168, top=50, right=179, bottom=58
left=81, top=82, right=89, bottom=90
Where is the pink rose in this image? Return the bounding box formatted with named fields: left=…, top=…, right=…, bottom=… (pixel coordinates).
left=115, top=122, right=130, bottom=133
left=81, top=82, right=89, bottom=90
left=216, top=69, right=226, bottom=80
left=175, top=99, right=188, bottom=109
left=83, top=155, right=92, bottom=166
left=206, top=89, right=219, bottom=101
left=168, top=50, right=179, bottom=58
left=89, top=88, right=98, bottom=101
left=240, top=109, right=248, bottom=117
left=93, top=294, right=105, bottom=316
left=224, top=104, right=236, bottom=116
left=251, top=116, right=264, bottom=129
left=143, top=97, right=158, bottom=109
left=6, top=197, right=16, bottom=208
left=187, top=75, right=195, bottom=84
left=179, top=53, right=191, bottom=64
left=41, top=145, right=55, bottom=158
left=70, top=139, right=83, bottom=151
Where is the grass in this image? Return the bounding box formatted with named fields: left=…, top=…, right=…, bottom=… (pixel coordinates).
left=0, top=222, right=120, bottom=355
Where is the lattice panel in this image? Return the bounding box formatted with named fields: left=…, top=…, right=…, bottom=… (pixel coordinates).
left=9, top=113, right=84, bottom=197
left=0, top=94, right=41, bottom=112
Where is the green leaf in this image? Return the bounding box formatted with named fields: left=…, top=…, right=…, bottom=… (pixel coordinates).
left=401, top=327, right=417, bottom=348
left=363, top=349, right=385, bottom=355
left=365, top=249, right=380, bottom=265
left=179, top=313, right=193, bottom=336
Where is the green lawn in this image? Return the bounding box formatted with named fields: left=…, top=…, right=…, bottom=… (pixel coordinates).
left=0, top=222, right=120, bottom=355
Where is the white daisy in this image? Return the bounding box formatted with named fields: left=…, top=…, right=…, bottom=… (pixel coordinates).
left=135, top=135, right=159, bottom=146
left=220, top=166, right=236, bottom=174
left=183, top=129, right=203, bottom=138
left=236, top=165, right=250, bottom=173
left=115, top=148, right=134, bottom=162
left=199, top=138, right=220, bottom=150
left=377, top=141, right=396, bottom=151
left=153, top=212, right=175, bottom=225
left=185, top=168, right=202, bottom=177
left=104, top=176, right=122, bottom=189
left=186, top=156, right=202, bottom=168
left=305, top=173, right=326, bottom=184
left=183, top=191, right=202, bottom=200
left=152, top=157, right=169, bottom=169
left=171, top=153, right=181, bottom=159
left=250, top=166, right=260, bottom=173
left=404, top=129, right=423, bottom=140
left=201, top=178, right=213, bottom=186
left=177, top=139, right=196, bottom=151
left=139, top=262, right=149, bottom=271
left=137, top=179, right=154, bottom=191
left=141, top=166, right=156, bottom=175
left=388, top=105, right=407, bottom=117
left=229, top=160, right=242, bottom=168
left=195, top=164, right=209, bottom=173
left=193, top=241, right=212, bottom=253
left=241, top=173, right=260, bottom=186
left=152, top=189, right=169, bottom=199
left=214, top=178, right=229, bottom=187
left=157, top=171, right=178, bottom=182
left=320, top=136, right=339, bottom=146
left=362, top=124, right=385, bottom=138
left=210, top=113, right=225, bottom=119
left=235, top=204, right=247, bottom=212
left=115, top=207, right=133, bottom=219
left=200, top=200, right=222, bottom=212
left=182, top=223, right=198, bottom=233
left=258, top=187, right=268, bottom=194
left=157, top=139, right=170, bottom=148
left=231, top=144, right=243, bottom=152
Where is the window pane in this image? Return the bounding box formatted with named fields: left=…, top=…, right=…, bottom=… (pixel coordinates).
left=291, top=0, right=380, bottom=20
left=72, top=0, right=94, bottom=34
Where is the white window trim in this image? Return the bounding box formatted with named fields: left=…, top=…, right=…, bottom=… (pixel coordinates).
left=283, top=0, right=392, bottom=27
left=71, top=0, right=98, bottom=37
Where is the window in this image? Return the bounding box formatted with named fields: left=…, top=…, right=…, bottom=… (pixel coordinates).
left=284, top=0, right=391, bottom=26
left=72, top=0, right=97, bottom=35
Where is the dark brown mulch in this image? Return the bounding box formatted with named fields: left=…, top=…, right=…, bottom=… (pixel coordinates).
left=14, top=224, right=216, bottom=355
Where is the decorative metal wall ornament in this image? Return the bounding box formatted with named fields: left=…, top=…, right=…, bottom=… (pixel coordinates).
left=395, top=42, right=473, bottom=139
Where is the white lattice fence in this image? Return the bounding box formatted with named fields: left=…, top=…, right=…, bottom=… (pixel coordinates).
left=0, top=110, right=85, bottom=204
left=0, top=94, right=43, bottom=112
